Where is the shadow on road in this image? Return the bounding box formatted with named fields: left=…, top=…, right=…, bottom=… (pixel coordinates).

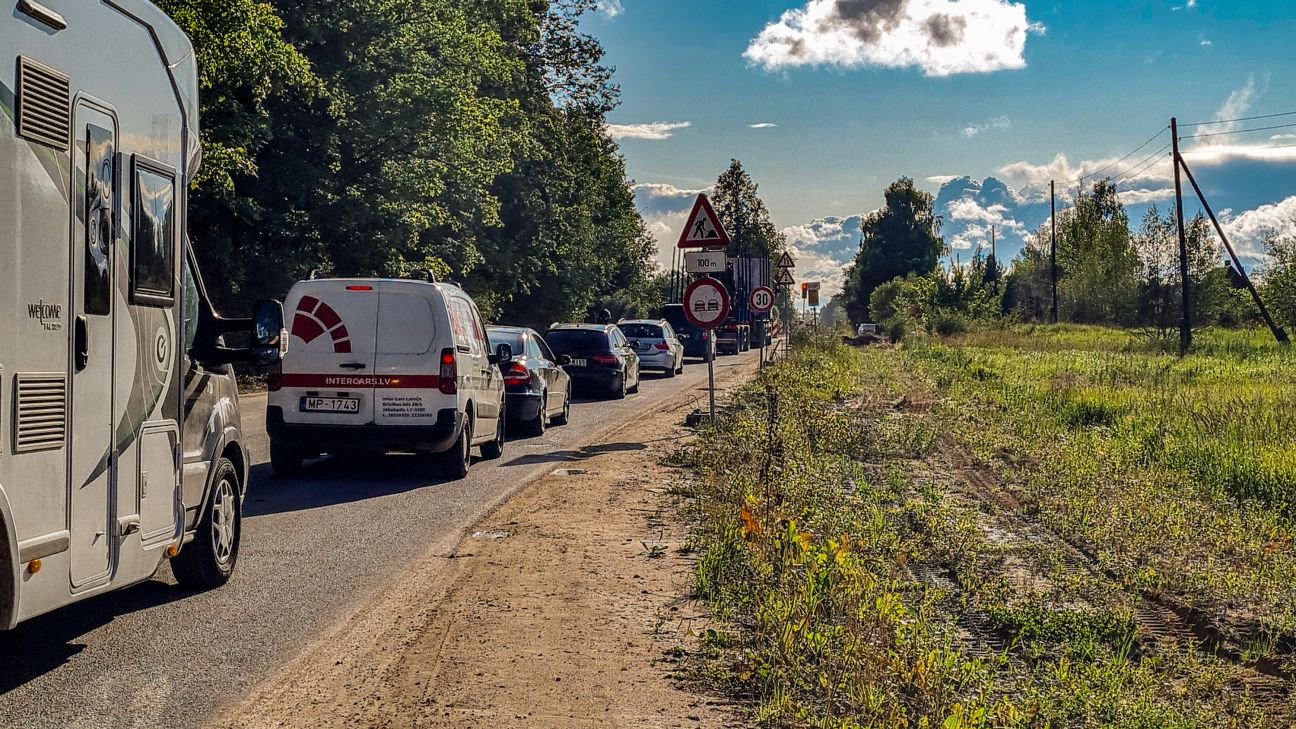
left=503, top=441, right=646, bottom=467
left=0, top=579, right=196, bottom=693
left=243, top=455, right=456, bottom=518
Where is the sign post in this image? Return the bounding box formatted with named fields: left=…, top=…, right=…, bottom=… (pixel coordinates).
left=684, top=276, right=731, bottom=423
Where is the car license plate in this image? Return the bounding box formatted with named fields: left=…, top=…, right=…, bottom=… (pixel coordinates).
left=636, top=342, right=651, bottom=350
left=301, top=397, right=360, bottom=413
left=569, top=358, right=588, bottom=367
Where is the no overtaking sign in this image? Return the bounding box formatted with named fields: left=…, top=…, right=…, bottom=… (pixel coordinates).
left=684, top=277, right=730, bottom=330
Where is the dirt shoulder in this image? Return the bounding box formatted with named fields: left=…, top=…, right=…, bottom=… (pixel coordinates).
left=213, top=363, right=758, bottom=729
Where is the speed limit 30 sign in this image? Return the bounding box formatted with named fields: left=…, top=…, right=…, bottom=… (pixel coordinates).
left=749, top=286, right=775, bottom=315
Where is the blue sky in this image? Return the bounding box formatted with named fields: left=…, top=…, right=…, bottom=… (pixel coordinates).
left=588, top=1, right=1296, bottom=293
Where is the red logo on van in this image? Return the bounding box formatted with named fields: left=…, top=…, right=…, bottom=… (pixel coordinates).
left=292, top=296, right=353, bottom=353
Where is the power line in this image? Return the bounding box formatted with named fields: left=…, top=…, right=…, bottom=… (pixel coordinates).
left=1073, top=127, right=1169, bottom=184
left=1110, top=142, right=1172, bottom=184
left=1180, top=121, right=1296, bottom=141
left=1179, top=110, right=1296, bottom=128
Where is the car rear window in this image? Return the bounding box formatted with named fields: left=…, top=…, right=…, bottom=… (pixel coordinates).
left=544, top=329, right=610, bottom=352
left=619, top=324, right=662, bottom=339
left=489, top=331, right=526, bottom=357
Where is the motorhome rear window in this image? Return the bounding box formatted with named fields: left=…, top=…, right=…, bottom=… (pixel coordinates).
left=131, top=158, right=177, bottom=306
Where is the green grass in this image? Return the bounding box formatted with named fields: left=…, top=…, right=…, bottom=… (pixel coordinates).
left=678, top=329, right=1288, bottom=727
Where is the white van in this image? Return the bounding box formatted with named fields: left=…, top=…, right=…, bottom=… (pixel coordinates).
left=267, top=278, right=510, bottom=479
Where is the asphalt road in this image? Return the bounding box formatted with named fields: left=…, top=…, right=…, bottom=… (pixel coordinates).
left=0, top=349, right=763, bottom=729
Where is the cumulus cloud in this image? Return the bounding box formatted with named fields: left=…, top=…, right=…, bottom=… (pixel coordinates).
left=596, top=0, right=623, bottom=18
left=744, top=0, right=1045, bottom=77
left=606, top=121, right=691, bottom=141
left=781, top=215, right=872, bottom=297
left=1221, top=196, right=1296, bottom=259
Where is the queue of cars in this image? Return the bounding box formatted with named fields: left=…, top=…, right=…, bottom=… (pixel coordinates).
left=266, top=276, right=713, bottom=479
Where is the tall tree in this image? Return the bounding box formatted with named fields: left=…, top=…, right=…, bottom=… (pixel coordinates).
left=842, top=178, right=945, bottom=323
left=1056, top=179, right=1140, bottom=324
left=711, top=160, right=787, bottom=260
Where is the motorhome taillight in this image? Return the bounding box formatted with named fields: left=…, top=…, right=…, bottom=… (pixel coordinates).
left=503, top=363, right=530, bottom=386
left=345, top=285, right=374, bottom=291
left=266, top=362, right=283, bottom=392
left=439, top=348, right=457, bottom=394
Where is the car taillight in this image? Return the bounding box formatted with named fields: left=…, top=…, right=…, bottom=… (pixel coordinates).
left=701, top=332, right=710, bottom=341
left=267, top=362, right=282, bottom=392
left=592, top=353, right=619, bottom=365
left=654, top=342, right=670, bottom=350
left=503, top=362, right=530, bottom=386
left=439, top=348, right=457, bottom=395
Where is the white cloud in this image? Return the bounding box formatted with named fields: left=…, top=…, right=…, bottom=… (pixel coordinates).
left=997, top=152, right=1176, bottom=204
left=633, top=183, right=710, bottom=269
left=960, top=115, right=1011, bottom=139
left=927, top=174, right=960, bottom=185
left=744, top=0, right=1045, bottom=77
left=781, top=214, right=874, bottom=297
left=749, top=122, right=779, bottom=129
left=1221, top=196, right=1296, bottom=259
left=606, top=121, right=691, bottom=141
left=596, top=0, right=623, bottom=18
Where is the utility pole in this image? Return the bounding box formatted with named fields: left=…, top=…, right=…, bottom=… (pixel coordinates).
left=1171, top=117, right=1192, bottom=355
left=990, top=225, right=998, bottom=293
left=1050, top=181, right=1058, bottom=324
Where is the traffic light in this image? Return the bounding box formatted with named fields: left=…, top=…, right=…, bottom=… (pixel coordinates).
left=801, top=282, right=809, bottom=299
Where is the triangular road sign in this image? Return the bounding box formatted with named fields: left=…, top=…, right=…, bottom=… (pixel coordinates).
left=678, top=194, right=731, bottom=249
left=775, top=268, right=796, bottom=286
left=777, top=251, right=796, bottom=270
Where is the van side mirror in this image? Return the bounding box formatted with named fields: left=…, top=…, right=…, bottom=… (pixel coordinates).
left=489, top=343, right=512, bottom=366
left=251, top=299, right=287, bottom=367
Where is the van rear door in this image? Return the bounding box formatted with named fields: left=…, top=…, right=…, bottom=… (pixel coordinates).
left=282, top=282, right=380, bottom=425
left=371, top=282, right=445, bottom=427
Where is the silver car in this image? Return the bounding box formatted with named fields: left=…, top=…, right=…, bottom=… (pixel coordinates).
left=618, top=320, right=685, bottom=377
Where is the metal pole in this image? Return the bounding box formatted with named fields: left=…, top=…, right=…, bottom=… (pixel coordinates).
left=1171, top=117, right=1193, bottom=355
left=1178, top=154, right=1290, bottom=344
left=707, top=340, right=717, bottom=422
left=1050, top=181, right=1058, bottom=324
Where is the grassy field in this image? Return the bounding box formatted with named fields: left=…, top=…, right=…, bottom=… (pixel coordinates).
left=676, top=326, right=1295, bottom=727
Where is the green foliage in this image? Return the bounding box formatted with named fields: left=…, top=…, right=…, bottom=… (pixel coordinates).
left=171, top=0, right=658, bottom=324
left=1260, top=233, right=1296, bottom=331
left=842, top=178, right=946, bottom=324
left=681, top=332, right=1282, bottom=726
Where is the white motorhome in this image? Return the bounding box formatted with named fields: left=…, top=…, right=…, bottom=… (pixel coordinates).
left=268, top=278, right=509, bottom=479
left=1, top=0, right=285, bottom=628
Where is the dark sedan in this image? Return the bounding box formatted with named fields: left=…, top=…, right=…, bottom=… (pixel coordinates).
left=487, top=326, right=573, bottom=436
left=544, top=324, right=641, bottom=399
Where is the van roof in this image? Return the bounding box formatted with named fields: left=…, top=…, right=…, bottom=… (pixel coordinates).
left=292, top=278, right=461, bottom=293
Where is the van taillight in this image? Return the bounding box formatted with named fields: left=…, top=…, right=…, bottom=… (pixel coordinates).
left=267, top=362, right=283, bottom=392
left=439, top=348, right=457, bottom=394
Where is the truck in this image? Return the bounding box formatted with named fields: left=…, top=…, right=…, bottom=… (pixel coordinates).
left=1, top=0, right=285, bottom=629
left=715, top=257, right=773, bottom=354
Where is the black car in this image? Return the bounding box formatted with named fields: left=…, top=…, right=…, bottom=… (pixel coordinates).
left=544, top=324, right=642, bottom=399
left=487, top=326, right=573, bottom=436
left=661, top=303, right=715, bottom=362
